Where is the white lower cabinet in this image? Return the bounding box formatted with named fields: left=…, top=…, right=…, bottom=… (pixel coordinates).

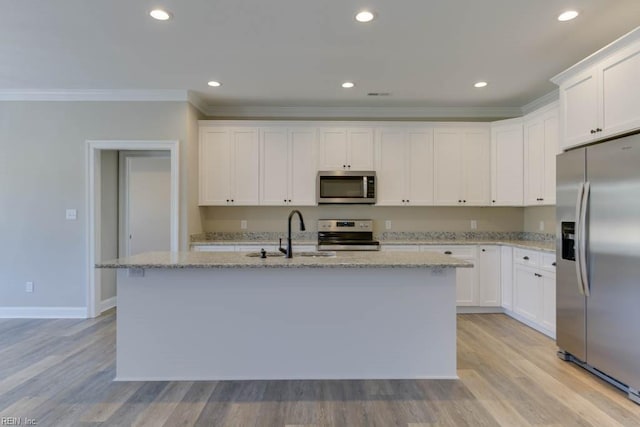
left=478, top=246, right=501, bottom=306
left=419, top=246, right=480, bottom=307
left=511, top=248, right=556, bottom=338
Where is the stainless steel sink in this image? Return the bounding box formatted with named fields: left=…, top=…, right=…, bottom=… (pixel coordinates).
left=245, top=251, right=336, bottom=258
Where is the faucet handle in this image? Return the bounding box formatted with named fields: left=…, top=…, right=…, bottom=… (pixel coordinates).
left=260, top=248, right=267, bottom=259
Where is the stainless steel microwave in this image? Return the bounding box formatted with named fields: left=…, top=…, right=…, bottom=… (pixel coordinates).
left=316, top=171, right=376, bottom=204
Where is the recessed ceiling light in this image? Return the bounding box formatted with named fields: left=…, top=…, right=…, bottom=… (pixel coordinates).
left=149, top=9, right=172, bottom=21
left=355, top=11, right=375, bottom=23
left=207, top=81, right=222, bottom=87
left=342, top=82, right=355, bottom=89
left=558, top=10, right=579, bottom=21
left=474, top=81, right=488, bottom=88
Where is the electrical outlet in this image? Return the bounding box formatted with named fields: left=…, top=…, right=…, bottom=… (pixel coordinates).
left=470, top=220, right=477, bottom=230
left=128, top=268, right=145, bottom=278
left=25, top=281, right=34, bottom=293
left=65, top=209, right=77, bottom=220
left=539, top=221, right=545, bottom=231
left=385, top=220, right=392, bottom=230
left=240, top=220, right=247, bottom=230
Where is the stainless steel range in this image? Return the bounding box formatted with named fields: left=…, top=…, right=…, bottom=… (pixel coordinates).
left=317, top=219, right=380, bottom=251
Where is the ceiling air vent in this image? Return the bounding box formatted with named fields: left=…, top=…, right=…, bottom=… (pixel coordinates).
left=367, top=92, right=391, bottom=96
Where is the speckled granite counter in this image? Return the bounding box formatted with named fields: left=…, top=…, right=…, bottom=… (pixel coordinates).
left=98, top=250, right=473, bottom=269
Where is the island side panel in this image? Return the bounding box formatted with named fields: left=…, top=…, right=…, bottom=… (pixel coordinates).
left=116, top=267, right=456, bottom=380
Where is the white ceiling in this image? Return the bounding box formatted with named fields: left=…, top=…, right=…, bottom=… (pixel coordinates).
left=2, top=0, right=640, bottom=113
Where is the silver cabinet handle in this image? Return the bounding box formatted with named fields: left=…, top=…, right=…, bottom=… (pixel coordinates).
left=580, top=181, right=591, bottom=296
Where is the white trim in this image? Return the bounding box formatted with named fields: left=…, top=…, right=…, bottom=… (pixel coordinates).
left=521, top=89, right=559, bottom=115
left=456, top=306, right=505, bottom=314
left=187, top=91, right=208, bottom=115
left=0, top=307, right=88, bottom=319
left=100, top=297, right=117, bottom=313
left=504, top=309, right=556, bottom=339
left=199, top=119, right=494, bottom=128
left=523, top=100, right=559, bottom=120
left=203, top=105, right=522, bottom=119
left=0, top=89, right=190, bottom=102
left=551, top=26, right=640, bottom=85
left=86, top=140, right=180, bottom=318
left=115, top=374, right=459, bottom=381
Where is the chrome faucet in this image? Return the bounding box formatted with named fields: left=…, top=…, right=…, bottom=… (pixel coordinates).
left=279, top=209, right=305, bottom=258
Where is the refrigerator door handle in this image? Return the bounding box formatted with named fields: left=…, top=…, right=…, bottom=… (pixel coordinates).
left=575, top=182, right=586, bottom=295
left=580, top=181, right=591, bottom=296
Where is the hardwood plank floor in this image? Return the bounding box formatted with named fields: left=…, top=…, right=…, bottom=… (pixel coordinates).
left=0, top=311, right=638, bottom=426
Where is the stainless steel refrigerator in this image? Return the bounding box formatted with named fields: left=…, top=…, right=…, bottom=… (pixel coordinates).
left=556, top=132, right=640, bottom=404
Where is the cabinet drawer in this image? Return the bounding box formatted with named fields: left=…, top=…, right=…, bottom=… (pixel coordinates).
left=420, top=245, right=477, bottom=259
left=540, top=253, right=557, bottom=272
left=513, top=248, right=540, bottom=267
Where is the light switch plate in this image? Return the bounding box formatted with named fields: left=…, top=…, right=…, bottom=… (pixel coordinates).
left=539, top=221, right=545, bottom=231
left=66, top=209, right=77, bottom=220
left=25, top=281, right=34, bottom=293
left=240, top=220, right=247, bottom=230
left=385, top=220, right=392, bottom=230
left=470, top=220, right=477, bottom=230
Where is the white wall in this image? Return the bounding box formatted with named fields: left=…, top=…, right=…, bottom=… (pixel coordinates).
left=0, top=101, right=200, bottom=310
left=100, top=151, right=118, bottom=302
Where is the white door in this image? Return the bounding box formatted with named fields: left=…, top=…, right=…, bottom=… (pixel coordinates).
left=122, top=154, right=171, bottom=256
left=524, top=120, right=545, bottom=205
left=289, top=128, right=317, bottom=205
left=600, top=48, right=640, bottom=139
left=231, top=129, right=260, bottom=205
left=407, top=129, right=434, bottom=205
left=433, top=129, right=462, bottom=205
left=260, top=128, right=289, bottom=205
left=560, top=70, right=599, bottom=149
left=376, top=129, right=407, bottom=205
left=478, top=246, right=501, bottom=306
left=347, top=129, right=375, bottom=170
left=543, top=113, right=559, bottom=204
left=462, top=129, right=491, bottom=205
left=318, top=128, right=348, bottom=169
left=491, top=121, right=524, bottom=206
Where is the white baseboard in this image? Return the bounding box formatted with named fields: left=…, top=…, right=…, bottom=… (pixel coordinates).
left=100, top=296, right=117, bottom=313
left=504, top=309, right=556, bottom=339
left=457, top=306, right=505, bottom=314
left=0, top=306, right=88, bottom=319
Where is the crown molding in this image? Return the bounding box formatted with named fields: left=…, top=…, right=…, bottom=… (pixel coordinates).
left=203, top=105, right=522, bottom=120
left=521, top=89, right=559, bottom=115
left=186, top=91, right=208, bottom=115
left=0, top=89, right=190, bottom=102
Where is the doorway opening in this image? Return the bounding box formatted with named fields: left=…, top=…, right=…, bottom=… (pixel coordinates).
left=86, top=140, right=179, bottom=318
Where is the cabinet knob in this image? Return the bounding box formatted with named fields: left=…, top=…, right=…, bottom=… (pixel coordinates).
left=402, top=199, right=405, bottom=203
left=492, top=200, right=496, bottom=203
left=406, top=200, right=410, bottom=203
left=596, top=128, right=602, bottom=132
left=226, top=199, right=229, bottom=202
left=552, top=262, right=556, bottom=267
left=284, top=199, right=287, bottom=202
left=343, top=164, right=346, bottom=168
left=463, top=200, right=467, bottom=203
left=590, top=129, right=596, bottom=134
left=458, top=200, right=462, bottom=203
left=347, top=165, right=351, bottom=168
left=482, top=249, right=486, bottom=252
left=534, top=273, right=542, bottom=278
left=288, top=199, right=292, bottom=203
left=523, top=256, right=529, bottom=260
left=231, top=199, right=234, bottom=202
left=444, top=251, right=452, bottom=255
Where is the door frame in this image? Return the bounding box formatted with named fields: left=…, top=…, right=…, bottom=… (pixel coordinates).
left=86, top=140, right=180, bottom=318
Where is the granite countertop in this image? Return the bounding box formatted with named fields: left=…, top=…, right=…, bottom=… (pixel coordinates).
left=96, top=250, right=473, bottom=269
left=190, top=239, right=555, bottom=253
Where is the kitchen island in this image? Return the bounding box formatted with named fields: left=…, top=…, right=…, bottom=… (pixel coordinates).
left=98, top=250, right=471, bottom=381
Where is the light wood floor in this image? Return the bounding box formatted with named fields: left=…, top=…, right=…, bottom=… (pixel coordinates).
left=0, top=311, right=638, bottom=426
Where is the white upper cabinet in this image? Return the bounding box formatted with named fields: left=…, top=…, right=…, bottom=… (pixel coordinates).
left=318, top=128, right=374, bottom=170
left=376, top=128, right=434, bottom=206
left=524, top=104, right=558, bottom=206
left=553, top=29, right=640, bottom=150
left=261, top=127, right=317, bottom=206
left=199, top=127, right=259, bottom=206
left=434, top=127, right=490, bottom=206
left=490, top=118, right=524, bottom=206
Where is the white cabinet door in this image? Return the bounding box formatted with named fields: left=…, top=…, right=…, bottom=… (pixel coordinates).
left=232, top=129, right=260, bottom=205
left=560, top=69, right=599, bottom=150
left=478, top=246, right=501, bottom=307
left=318, top=128, right=348, bottom=169
left=513, top=265, right=543, bottom=323
left=491, top=120, right=524, bottom=206
left=406, top=129, right=434, bottom=205
left=199, top=128, right=232, bottom=205
left=456, top=259, right=478, bottom=306
left=376, top=129, right=407, bottom=205
left=543, top=113, right=558, bottom=205
left=500, top=246, right=514, bottom=311
left=462, top=129, right=491, bottom=206
left=600, top=47, right=640, bottom=140
left=433, top=129, right=463, bottom=205
left=524, top=106, right=558, bottom=206
left=381, top=245, right=420, bottom=252
left=260, top=128, right=289, bottom=205
left=289, top=128, right=317, bottom=206
left=318, top=128, right=374, bottom=170
left=348, top=129, right=375, bottom=170
left=524, top=119, right=545, bottom=205
left=541, top=270, right=556, bottom=334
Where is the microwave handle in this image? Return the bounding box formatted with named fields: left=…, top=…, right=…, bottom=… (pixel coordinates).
left=363, top=176, right=367, bottom=196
